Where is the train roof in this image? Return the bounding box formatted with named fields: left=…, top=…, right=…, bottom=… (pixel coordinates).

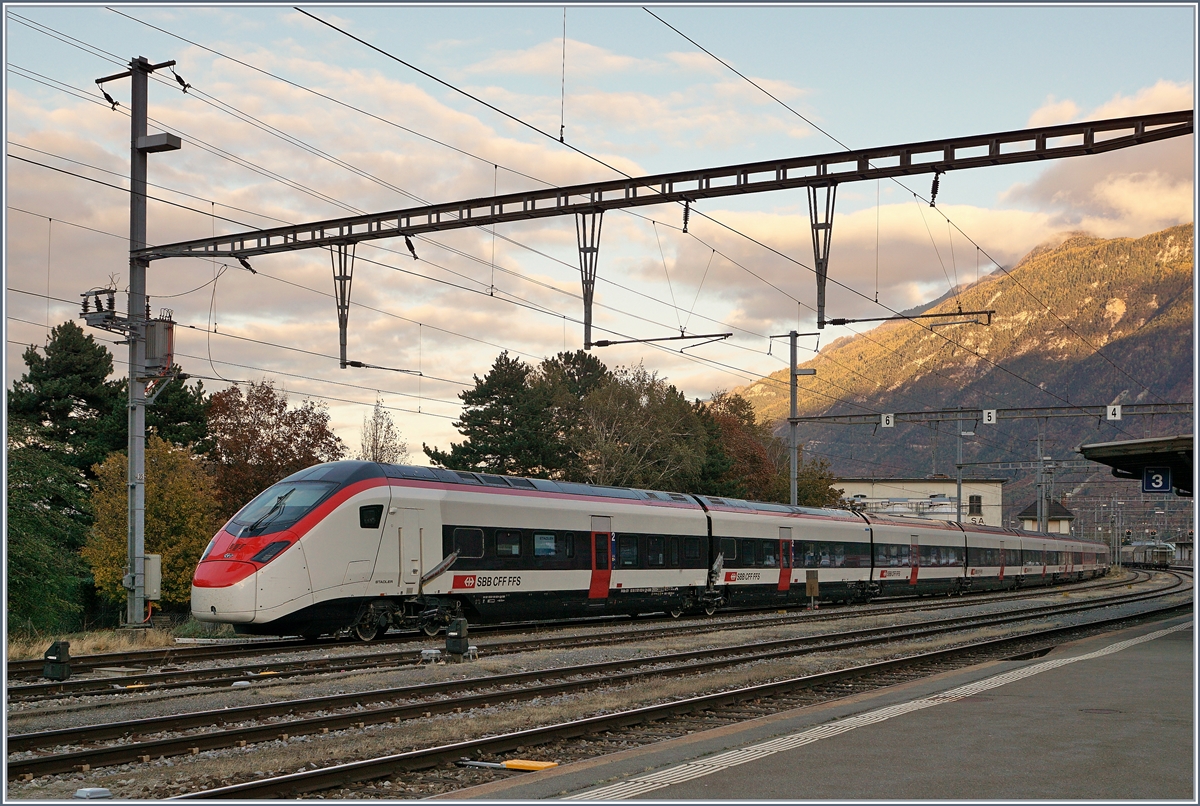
left=290, top=461, right=867, bottom=517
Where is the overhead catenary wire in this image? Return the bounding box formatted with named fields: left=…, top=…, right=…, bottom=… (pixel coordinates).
left=6, top=72, right=1106, bottom=435
left=9, top=14, right=1152, bottom=426
left=8, top=19, right=804, bottom=352
left=642, top=8, right=1171, bottom=407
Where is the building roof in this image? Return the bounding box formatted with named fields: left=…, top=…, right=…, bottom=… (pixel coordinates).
left=1016, top=499, right=1076, bottom=520
left=1077, top=434, right=1192, bottom=497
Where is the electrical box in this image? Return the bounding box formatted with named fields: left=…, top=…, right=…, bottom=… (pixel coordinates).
left=43, top=641, right=71, bottom=681
left=144, top=319, right=174, bottom=373
left=145, top=554, right=162, bottom=601
left=445, top=618, right=470, bottom=659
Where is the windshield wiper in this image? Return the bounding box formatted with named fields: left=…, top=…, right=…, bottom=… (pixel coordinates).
left=238, top=488, right=294, bottom=537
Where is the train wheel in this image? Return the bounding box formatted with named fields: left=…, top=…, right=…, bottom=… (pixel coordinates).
left=669, top=606, right=684, bottom=619
left=422, top=622, right=440, bottom=637
left=704, top=604, right=717, bottom=617
left=354, top=621, right=379, bottom=642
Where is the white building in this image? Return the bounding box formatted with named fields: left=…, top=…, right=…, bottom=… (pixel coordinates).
left=838, top=477, right=1006, bottom=527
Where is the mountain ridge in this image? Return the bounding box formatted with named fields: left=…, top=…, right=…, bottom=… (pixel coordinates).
left=733, top=223, right=1194, bottom=518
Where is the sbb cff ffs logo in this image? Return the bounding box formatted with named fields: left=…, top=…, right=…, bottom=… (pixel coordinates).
left=452, top=574, right=477, bottom=589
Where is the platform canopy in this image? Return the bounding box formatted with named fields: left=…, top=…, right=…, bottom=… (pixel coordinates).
left=1077, top=435, right=1193, bottom=497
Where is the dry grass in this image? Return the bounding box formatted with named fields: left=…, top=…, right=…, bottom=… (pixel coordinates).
left=6, top=628, right=177, bottom=661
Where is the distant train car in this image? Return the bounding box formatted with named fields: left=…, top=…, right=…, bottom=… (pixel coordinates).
left=191, top=461, right=1111, bottom=639
left=1120, top=542, right=1174, bottom=569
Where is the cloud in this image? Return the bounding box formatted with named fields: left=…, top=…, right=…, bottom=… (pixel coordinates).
left=463, top=38, right=654, bottom=77
left=6, top=8, right=1189, bottom=463
left=1027, top=96, right=1081, bottom=128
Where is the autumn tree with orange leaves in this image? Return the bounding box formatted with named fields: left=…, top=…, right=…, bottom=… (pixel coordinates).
left=206, top=380, right=346, bottom=520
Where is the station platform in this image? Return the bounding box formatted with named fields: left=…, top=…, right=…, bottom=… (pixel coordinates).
left=440, top=614, right=1194, bottom=801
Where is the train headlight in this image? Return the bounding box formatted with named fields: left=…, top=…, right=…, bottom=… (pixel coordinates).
left=251, top=541, right=290, bottom=564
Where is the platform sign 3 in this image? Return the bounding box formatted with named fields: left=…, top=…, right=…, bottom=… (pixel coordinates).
left=1142, top=467, right=1171, bottom=494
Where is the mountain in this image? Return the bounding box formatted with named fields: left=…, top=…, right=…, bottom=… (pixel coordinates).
left=735, top=223, right=1194, bottom=524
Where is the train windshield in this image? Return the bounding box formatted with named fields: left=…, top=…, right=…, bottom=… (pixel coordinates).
left=230, top=481, right=338, bottom=537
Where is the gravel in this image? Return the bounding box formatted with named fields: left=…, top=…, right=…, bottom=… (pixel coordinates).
left=6, top=571, right=1185, bottom=801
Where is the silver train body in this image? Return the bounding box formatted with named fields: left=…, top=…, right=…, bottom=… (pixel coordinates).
left=191, top=461, right=1112, bottom=638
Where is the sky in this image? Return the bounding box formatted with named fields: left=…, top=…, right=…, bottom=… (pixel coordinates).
left=4, top=3, right=1196, bottom=463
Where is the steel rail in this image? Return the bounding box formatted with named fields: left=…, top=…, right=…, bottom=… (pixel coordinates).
left=9, top=575, right=1183, bottom=780
left=7, top=577, right=1162, bottom=753
left=7, top=571, right=1138, bottom=698
left=171, top=595, right=1191, bottom=798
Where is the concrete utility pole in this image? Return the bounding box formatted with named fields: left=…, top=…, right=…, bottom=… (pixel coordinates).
left=95, top=56, right=181, bottom=628
left=955, top=408, right=974, bottom=523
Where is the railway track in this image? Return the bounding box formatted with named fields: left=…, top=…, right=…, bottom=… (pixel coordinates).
left=7, top=571, right=1186, bottom=783
left=171, top=594, right=1192, bottom=798
left=7, top=570, right=1137, bottom=682
left=7, top=571, right=1143, bottom=701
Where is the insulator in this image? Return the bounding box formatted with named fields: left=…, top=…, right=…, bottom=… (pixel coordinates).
left=682, top=200, right=691, bottom=234
left=82, top=297, right=90, bottom=314
left=146, top=301, right=152, bottom=319
left=106, top=292, right=115, bottom=312
left=405, top=235, right=418, bottom=260
left=929, top=173, right=941, bottom=208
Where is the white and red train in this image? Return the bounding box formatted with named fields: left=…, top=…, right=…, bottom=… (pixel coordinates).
left=191, top=461, right=1112, bottom=639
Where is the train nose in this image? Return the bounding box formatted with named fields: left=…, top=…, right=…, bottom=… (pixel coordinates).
left=190, top=560, right=257, bottom=622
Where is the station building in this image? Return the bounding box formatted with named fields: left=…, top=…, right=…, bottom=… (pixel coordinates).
left=1016, top=499, right=1077, bottom=534
left=838, top=477, right=1007, bottom=527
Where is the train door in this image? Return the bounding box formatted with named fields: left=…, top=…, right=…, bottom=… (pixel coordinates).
left=334, top=491, right=393, bottom=598
left=909, top=535, right=920, bottom=585
left=777, top=527, right=792, bottom=592
left=369, top=504, right=402, bottom=596
left=998, top=540, right=1005, bottom=582
left=395, top=508, right=423, bottom=595
left=588, top=516, right=612, bottom=607
left=1041, top=542, right=1047, bottom=580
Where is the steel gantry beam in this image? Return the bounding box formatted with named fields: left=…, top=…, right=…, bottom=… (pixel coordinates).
left=133, top=109, right=1192, bottom=348
left=788, top=403, right=1194, bottom=426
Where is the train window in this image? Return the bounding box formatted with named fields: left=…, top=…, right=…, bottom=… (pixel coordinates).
left=740, top=539, right=757, bottom=566
left=496, top=530, right=522, bottom=556
left=564, top=533, right=575, bottom=559
left=647, top=536, right=665, bottom=566
left=359, top=505, right=384, bottom=529
left=875, top=543, right=909, bottom=567
left=669, top=537, right=681, bottom=567
left=478, top=474, right=510, bottom=487
left=762, top=541, right=777, bottom=567
left=968, top=495, right=982, bottom=516
left=453, top=528, right=484, bottom=559
left=782, top=543, right=790, bottom=569
left=844, top=543, right=872, bottom=567
left=534, top=533, right=557, bottom=556
left=618, top=535, right=639, bottom=567
left=507, top=477, right=536, bottom=489
left=720, top=538, right=737, bottom=561
left=684, top=537, right=701, bottom=561
left=595, top=537, right=608, bottom=570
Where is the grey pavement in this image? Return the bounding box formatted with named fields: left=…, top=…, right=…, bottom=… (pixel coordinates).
left=439, top=614, right=1194, bottom=801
